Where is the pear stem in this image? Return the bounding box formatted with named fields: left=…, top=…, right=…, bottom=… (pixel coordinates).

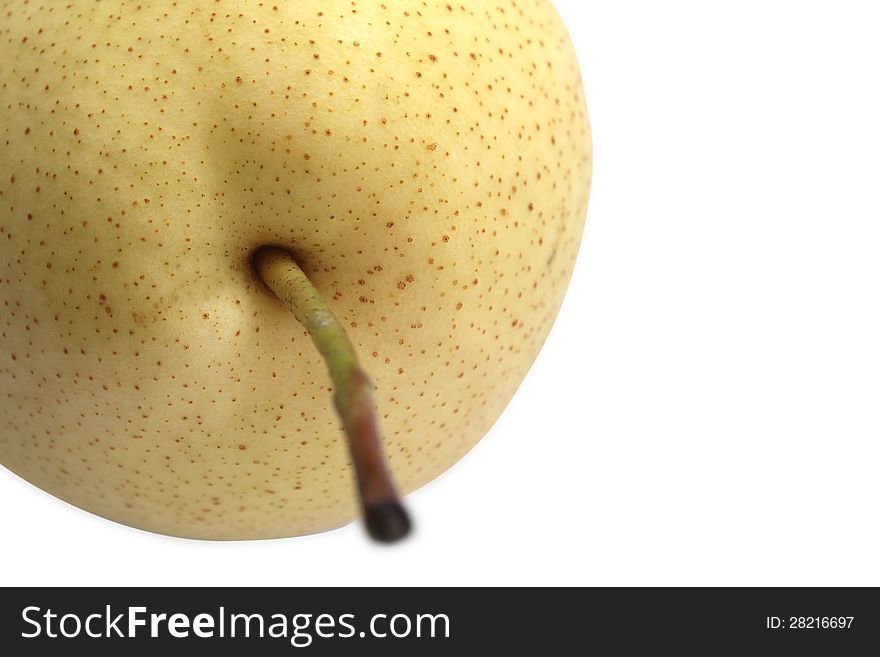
left=253, top=246, right=411, bottom=543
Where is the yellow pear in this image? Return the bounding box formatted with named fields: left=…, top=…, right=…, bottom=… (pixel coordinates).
left=0, top=0, right=591, bottom=540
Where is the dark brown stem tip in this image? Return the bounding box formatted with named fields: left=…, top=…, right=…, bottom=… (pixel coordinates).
left=364, top=500, right=412, bottom=543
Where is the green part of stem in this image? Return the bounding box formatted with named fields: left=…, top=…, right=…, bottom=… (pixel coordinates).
left=253, top=246, right=411, bottom=543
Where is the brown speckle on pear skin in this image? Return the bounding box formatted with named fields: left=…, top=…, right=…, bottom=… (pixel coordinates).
left=0, top=0, right=590, bottom=540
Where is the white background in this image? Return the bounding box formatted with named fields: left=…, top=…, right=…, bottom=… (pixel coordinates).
left=4, top=0, right=880, bottom=586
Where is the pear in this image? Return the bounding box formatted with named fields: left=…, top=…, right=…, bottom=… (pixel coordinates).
left=0, top=0, right=591, bottom=540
